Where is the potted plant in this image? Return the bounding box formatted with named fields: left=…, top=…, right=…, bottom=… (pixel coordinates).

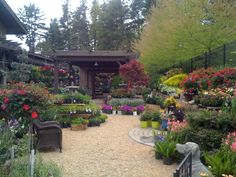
left=132, top=107, right=137, bottom=116
left=151, top=111, right=161, bottom=129
left=136, top=105, right=145, bottom=115
left=155, top=141, right=163, bottom=160
left=156, top=140, right=176, bottom=165
left=101, top=104, right=112, bottom=114
left=71, top=117, right=88, bottom=131
left=120, top=105, right=133, bottom=115
left=140, top=112, right=151, bottom=128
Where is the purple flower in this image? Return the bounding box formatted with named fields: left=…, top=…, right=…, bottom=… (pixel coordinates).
left=136, top=105, right=145, bottom=112
left=120, top=105, right=133, bottom=112
left=102, top=104, right=112, bottom=111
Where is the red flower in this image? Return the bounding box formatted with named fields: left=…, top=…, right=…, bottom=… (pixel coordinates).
left=23, top=104, right=30, bottom=111
left=31, top=111, right=38, bottom=119
left=3, top=97, right=9, bottom=104
left=16, top=90, right=26, bottom=95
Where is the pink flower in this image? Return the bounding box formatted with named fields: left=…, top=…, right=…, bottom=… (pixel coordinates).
left=3, top=97, right=9, bottom=104
left=16, top=90, right=26, bottom=95
left=1, top=104, right=6, bottom=110
left=230, top=142, right=236, bottom=152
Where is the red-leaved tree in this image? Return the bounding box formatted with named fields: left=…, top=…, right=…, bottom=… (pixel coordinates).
left=119, top=60, right=149, bottom=88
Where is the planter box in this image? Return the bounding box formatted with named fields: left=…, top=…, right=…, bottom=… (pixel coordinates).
left=112, top=110, right=117, bottom=115
left=71, top=124, right=87, bottom=131
left=133, top=111, right=137, bottom=116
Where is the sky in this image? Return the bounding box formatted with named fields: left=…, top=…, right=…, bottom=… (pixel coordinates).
left=5, top=0, right=99, bottom=49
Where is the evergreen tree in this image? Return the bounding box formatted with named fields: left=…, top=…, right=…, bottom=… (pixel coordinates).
left=90, top=0, right=101, bottom=50
left=128, top=0, right=145, bottom=42
left=60, top=0, right=72, bottom=50
left=18, top=4, right=46, bottom=53
left=37, top=18, right=64, bottom=54
left=97, top=0, right=131, bottom=50
left=71, top=0, right=90, bottom=50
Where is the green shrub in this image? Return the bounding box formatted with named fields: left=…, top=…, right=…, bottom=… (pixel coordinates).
left=160, top=68, right=183, bottom=82
left=163, top=74, right=187, bottom=87
left=144, top=95, right=164, bottom=107
left=194, top=94, right=225, bottom=107
left=111, top=75, right=123, bottom=89
left=205, top=148, right=236, bottom=176
left=71, top=117, right=88, bottom=125
left=151, top=111, right=161, bottom=122
left=111, top=88, right=134, bottom=98
left=140, top=112, right=152, bottom=121
left=176, top=127, right=225, bottom=151
left=108, top=98, right=144, bottom=107
left=9, top=156, right=62, bottom=177
left=0, top=128, right=13, bottom=165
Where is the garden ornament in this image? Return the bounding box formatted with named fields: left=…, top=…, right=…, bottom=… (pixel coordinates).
left=176, top=142, right=213, bottom=177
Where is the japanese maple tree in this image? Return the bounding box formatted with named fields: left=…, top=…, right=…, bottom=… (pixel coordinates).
left=119, top=60, right=149, bottom=87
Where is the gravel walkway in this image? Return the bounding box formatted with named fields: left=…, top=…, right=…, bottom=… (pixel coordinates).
left=41, top=115, right=176, bottom=177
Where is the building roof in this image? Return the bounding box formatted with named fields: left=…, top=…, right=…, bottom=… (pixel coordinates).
left=55, top=50, right=137, bottom=62
left=28, top=52, right=54, bottom=66
left=0, top=0, right=27, bottom=34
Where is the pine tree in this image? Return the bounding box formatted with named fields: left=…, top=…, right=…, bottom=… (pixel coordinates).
left=18, top=4, right=46, bottom=53
left=60, top=0, right=72, bottom=50
left=71, top=0, right=90, bottom=50
left=97, top=0, right=130, bottom=50
left=37, top=18, right=64, bottom=54
left=90, top=0, right=101, bottom=50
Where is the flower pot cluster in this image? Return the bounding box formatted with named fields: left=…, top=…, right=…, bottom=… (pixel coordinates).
left=181, top=68, right=236, bottom=101
left=102, top=104, right=145, bottom=115
left=140, top=111, right=161, bottom=129
left=71, top=117, right=88, bottom=131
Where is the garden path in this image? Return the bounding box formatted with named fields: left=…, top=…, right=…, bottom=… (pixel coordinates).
left=41, top=115, right=176, bottom=177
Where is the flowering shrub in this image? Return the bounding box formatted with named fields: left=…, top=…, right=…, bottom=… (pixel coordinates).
left=225, top=132, right=236, bottom=152
left=167, top=119, right=188, bottom=132
left=0, top=84, right=50, bottom=136
left=181, top=68, right=236, bottom=92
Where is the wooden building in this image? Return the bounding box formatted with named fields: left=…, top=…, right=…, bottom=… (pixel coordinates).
left=0, top=0, right=27, bottom=83
left=54, top=50, right=137, bottom=98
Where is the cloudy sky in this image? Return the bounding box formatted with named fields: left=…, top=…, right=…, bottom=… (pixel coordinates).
left=5, top=0, right=100, bottom=49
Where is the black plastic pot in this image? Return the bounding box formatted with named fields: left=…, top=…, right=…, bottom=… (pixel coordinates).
left=163, top=157, right=173, bottom=165
left=155, top=151, right=162, bottom=160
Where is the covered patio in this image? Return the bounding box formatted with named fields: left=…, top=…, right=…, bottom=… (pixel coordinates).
left=53, top=50, right=137, bottom=98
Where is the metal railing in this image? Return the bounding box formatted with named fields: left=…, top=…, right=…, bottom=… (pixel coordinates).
left=173, top=152, right=192, bottom=177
